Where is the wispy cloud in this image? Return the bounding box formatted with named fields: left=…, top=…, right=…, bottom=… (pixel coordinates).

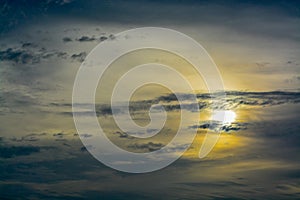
left=84, top=91, right=300, bottom=116
left=0, top=46, right=68, bottom=65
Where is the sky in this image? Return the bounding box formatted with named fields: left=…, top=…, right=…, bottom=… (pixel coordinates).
left=0, top=0, right=300, bottom=199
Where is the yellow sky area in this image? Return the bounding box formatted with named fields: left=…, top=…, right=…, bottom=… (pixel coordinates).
left=95, top=47, right=290, bottom=100
left=183, top=133, right=252, bottom=160
left=96, top=48, right=211, bottom=103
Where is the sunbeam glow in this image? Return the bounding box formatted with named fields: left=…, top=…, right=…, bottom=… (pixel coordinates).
left=212, top=110, right=236, bottom=124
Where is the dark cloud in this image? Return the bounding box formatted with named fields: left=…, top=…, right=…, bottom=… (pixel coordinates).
left=42, top=51, right=68, bottom=60
left=97, top=105, right=113, bottom=115
left=224, top=91, right=300, bottom=108
left=55, top=51, right=68, bottom=59
left=80, top=146, right=87, bottom=152
left=62, top=34, right=109, bottom=43
left=62, top=37, right=72, bottom=42
left=62, top=111, right=94, bottom=117
left=0, top=46, right=68, bottom=65
left=79, top=133, right=93, bottom=138
left=113, top=131, right=134, bottom=139
left=0, top=48, right=40, bottom=64
left=75, top=35, right=110, bottom=43
left=53, top=132, right=64, bottom=137
left=97, top=100, right=203, bottom=116
left=97, top=104, right=125, bottom=116
left=0, top=145, right=40, bottom=158
left=21, top=42, right=37, bottom=48
left=52, top=103, right=121, bottom=117
left=108, top=34, right=116, bottom=40
left=49, top=102, right=72, bottom=107
left=128, top=142, right=164, bottom=152
left=71, top=52, right=86, bottom=62
left=50, top=91, right=300, bottom=118
left=156, top=91, right=300, bottom=112
left=190, top=121, right=248, bottom=132
left=99, top=36, right=108, bottom=41
left=80, top=145, right=94, bottom=152
left=159, top=91, right=300, bottom=111
left=76, top=36, right=97, bottom=42
left=163, top=102, right=206, bottom=112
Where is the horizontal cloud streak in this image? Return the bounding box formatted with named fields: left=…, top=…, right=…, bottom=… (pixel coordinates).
left=68, top=91, right=300, bottom=116
left=189, top=121, right=248, bottom=132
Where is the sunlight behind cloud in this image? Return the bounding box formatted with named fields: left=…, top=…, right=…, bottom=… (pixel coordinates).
left=212, top=110, right=236, bottom=125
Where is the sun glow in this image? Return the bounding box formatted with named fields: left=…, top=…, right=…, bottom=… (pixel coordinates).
left=212, top=110, right=236, bottom=124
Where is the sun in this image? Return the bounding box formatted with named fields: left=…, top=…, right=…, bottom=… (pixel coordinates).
left=211, top=110, right=236, bottom=125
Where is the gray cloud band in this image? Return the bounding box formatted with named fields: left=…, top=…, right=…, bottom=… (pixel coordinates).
left=72, top=27, right=226, bottom=173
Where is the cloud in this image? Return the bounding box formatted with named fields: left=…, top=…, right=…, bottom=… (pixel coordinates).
left=113, top=131, right=134, bottom=139
left=190, top=121, right=248, bottom=132
left=62, top=37, right=72, bottom=42
left=80, top=146, right=87, bottom=152
left=158, top=91, right=300, bottom=111
left=0, top=48, right=40, bottom=64
left=112, top=91, right=300, bottom=115
left=0, top=90, right=38, bottom=112
left=72, top=35, right=110, bottom=43
left=163, top=102, right=206, bottom=112
left=0, top=46, right=68, bottom=65
left=0, top=145, right=40, bottom=158
left=97, top=105, right=113, bottom=115
left=108, top=34, right=115, bottom=40
left=7, top=131, right=78, bottom=144
left=53, top=132, right=66, bottom=138
left=285, top=76, right=300, bottom=84
left=14, top=133, right=47, bottom=142
left=128, top=142, right=164, bottom=152
left=76, top=36, right=97, bottom=42
left=21, top=42, right=37, bottom=48
left=224, top=91, right=300, bottom=108
left=79, top=133, right=93, bottom=138
left=80, top=145, right=94, bottom=152
left=50, top=91, right=300, bottom=119
left=99, top=36, right=108, bottom=41
left=71, top=52, right=86, bottom=62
